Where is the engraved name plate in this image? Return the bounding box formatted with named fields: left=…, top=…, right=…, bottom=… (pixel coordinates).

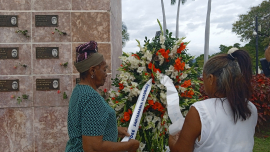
left=0, top=15, right=18, bottom=27
left=0, top=47, right=19, bottom=59
left=35, top=15, right=58, bottom=27
left=36, top=47, right=59, bottom=59
left=36, top=79, right=60, bottom=91
left=0, top=80, right=19, bottom=92
left=76, top=78, right=80, bottom=84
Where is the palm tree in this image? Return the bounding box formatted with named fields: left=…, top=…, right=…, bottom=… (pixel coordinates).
left=172, top=0, right=187, bottom=38
left=122, top=22, right=129, bottom=48
left=161, top=0, right=167, bottom=36
left=204, top=0, right=212, bottom=64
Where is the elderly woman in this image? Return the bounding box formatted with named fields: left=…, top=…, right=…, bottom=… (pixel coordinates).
left=169, top=49, right=258, bottom=152
left=65, top=41, right=139, bottom=152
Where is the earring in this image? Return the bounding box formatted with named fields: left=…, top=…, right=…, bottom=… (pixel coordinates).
left=91, top=75, right=94, bottom=78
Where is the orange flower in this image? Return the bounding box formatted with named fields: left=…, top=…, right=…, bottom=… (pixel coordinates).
left=157, top=49, right=170, bottom=59
left=162, top=50, right=170, bottom=59
left=158, top=104, right=165, bottom=112
left=148, top=100, right=154, bottom=106
left=154, top=68, right=161, bottom=73
left=181, top=80, right=191, bottom=88
left=119, top=83, right=124, bottom=90
left=156, top=49, right=165, bottom=56
left=132, top=54, right=140, bottom=60
left=174, top=58, right=185, bottom=71
left=148, top=63, right=155, bottom=70
left=181, top=90, right=194, bottom=98
left=151, top=73, right=155, bottom=83
left=128, top=109, right=132, bottom=115
left=177, top=42, right=186, bottom=54
left=124, top=112, right=130, bottom=121
left=143, top=105, right=151, bottom=113
left=120, top=118, right=125, bottom=123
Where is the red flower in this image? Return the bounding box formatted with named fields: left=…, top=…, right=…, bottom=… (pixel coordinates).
left=119, top=83, right=124, bottom=90
left=115, top=101, right=119, bottom=103
left=124, top=112, right=130, bottom=121
left=120, top=118, right=125, bottom=123
left=112, top=97, right=115, bottom=100
left=128, top=109, right=132, bottom=115
left=154, top=68, right=161, bottom=73
left=145, top=73, right=148, bottom=76
left=177, top=42, right=186, bottom=54
left=57, top=90, right=61, bottom=94
left=52, top=32, right=55, bottom=34
left=148, top=63, right=155, bottom=70
left=148, top=100, right=154, bottom=106
left=104, top=89, right=107, bottom=93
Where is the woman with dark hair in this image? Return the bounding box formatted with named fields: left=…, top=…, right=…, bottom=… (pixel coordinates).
left=169, top=49, right=258, bottom=152
left=65, top=41, right=139, bottom=152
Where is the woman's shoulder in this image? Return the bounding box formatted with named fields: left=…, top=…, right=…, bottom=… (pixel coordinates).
left=192, top=98, right=217, bottom=107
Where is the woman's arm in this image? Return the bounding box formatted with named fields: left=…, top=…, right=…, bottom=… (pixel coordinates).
left=82, top=135, right=139, bottom=152
left=169, top=106, right=201, bottom=152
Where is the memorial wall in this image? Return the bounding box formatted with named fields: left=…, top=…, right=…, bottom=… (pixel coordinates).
left=0, top=0, right=122, bottom=151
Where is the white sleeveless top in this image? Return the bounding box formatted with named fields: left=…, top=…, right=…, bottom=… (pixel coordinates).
left=192, top=98, right=257, bottom=152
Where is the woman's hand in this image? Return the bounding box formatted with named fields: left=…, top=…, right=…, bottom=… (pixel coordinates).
left=118, top=127, right=130, bottom=138
left=127, top=139, right=140, bottom=152
left=169, top=131, right=181, bottom=148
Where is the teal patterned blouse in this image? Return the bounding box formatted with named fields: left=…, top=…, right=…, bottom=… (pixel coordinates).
left=65, top=84, right=118, bottom=152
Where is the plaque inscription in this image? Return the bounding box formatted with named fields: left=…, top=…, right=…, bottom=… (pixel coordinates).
left=36, top=79, right=60, bottom=91
left=0, top=80, right=19, bottom=92
left=0, top=15, right=18, bottom=27
left=36, top=47, right=59, bottom=59
left=76, top=78, right=80, bottom=84
left=0, top=47, right=19, bottom=59
left=35, top=15, right=58, bottom=27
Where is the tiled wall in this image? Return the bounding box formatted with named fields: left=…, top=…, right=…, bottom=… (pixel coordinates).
left=0, top=0, right=122, bottom=151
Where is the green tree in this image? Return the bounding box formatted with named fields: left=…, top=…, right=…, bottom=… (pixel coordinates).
left=122, top=22, right=129, bottom=48
left=232, top=0, right=270, bottom=42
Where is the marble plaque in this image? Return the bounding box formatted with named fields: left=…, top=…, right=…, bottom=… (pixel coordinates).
left=0, top=47, right=19, bottom=59
left=76, top=78, right=80, bottom=84
left=35, top=15, right=58, bottom=27
left=0, top=15, right=18, bottom=27
left=0, top=80, right=19, bottom=92
left=36, top=79, right=60, bottom=91
left=36, top=47, right=59, bottom=59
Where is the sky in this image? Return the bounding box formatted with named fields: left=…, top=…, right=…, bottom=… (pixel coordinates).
left=122, top=0, right=264, bottom=57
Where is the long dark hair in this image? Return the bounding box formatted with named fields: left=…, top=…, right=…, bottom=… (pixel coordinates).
left=203, top=50, right=253, bottom=123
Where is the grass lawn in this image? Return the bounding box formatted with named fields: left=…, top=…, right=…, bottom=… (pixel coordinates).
left=253, top=122, right=270, bottom=152
left=253, top=136, right=270, bottom=152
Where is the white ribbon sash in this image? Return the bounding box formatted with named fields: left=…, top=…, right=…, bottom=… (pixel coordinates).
left=122, top=75, right=185, bottom=142
left=121, top=79, right=152, bottom=142
left=159, top=75, right=185, bottom=135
